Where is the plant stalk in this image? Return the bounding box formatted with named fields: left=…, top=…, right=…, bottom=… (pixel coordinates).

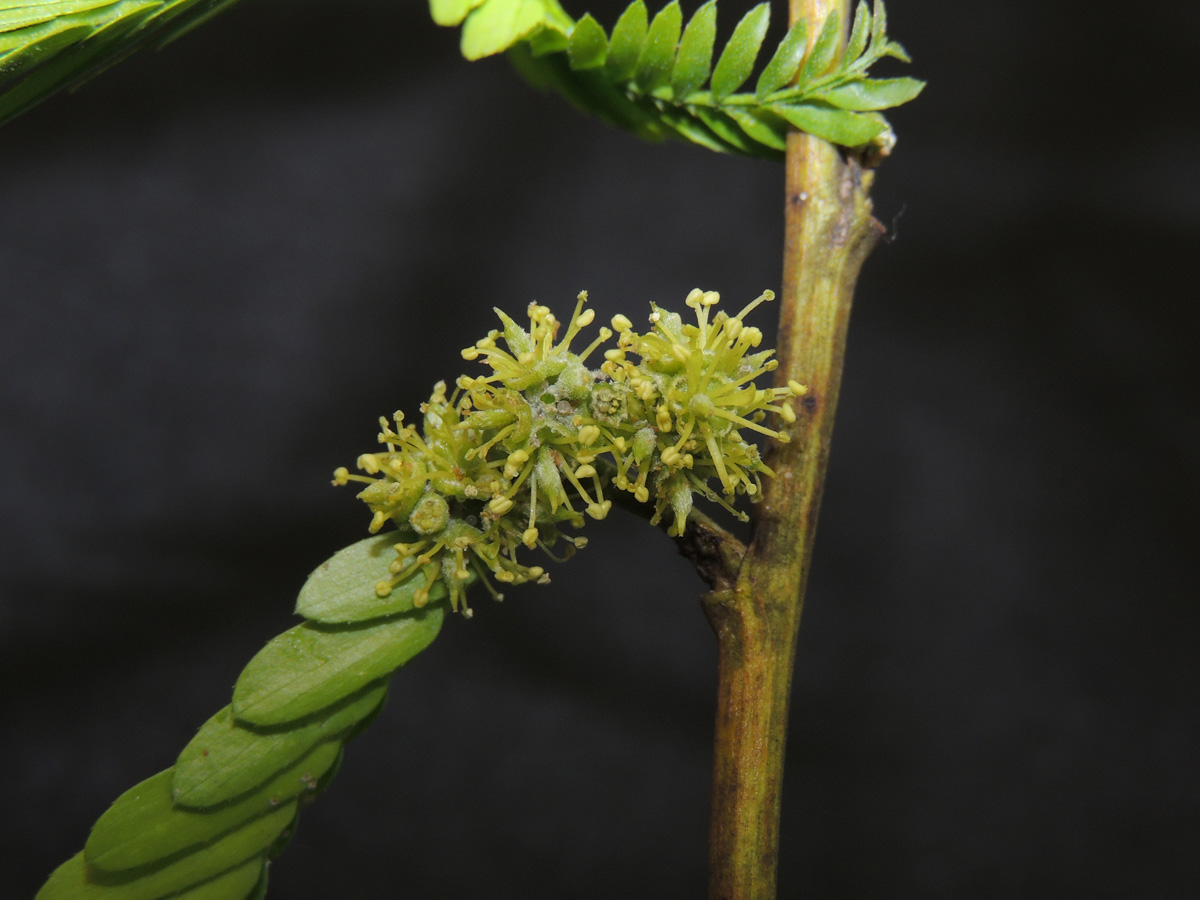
left=698, top=2, right=885, bottom=897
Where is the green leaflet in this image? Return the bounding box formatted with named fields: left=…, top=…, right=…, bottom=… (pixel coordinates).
left=633, top=0, right=679, bottom=93
left=566, top=13, right=605, bottom=70
left=37, top=804, right=291, bottom=900
left=670, top=0, right=714, bottom=100
left=0, top=1, right=247, bottom=127
left=460, top=0, right=552, bottom=61
left=231, top=604, right=444, bottom=727
left=754, top=17, right=807, bottom=98
left=604, top=0, right=646, bottom=82
left=37, top=855, right=265, bottom=900
left=432, top=0, right=923, bottom=157
left=295, top=533, right=448, bottom=624
left=173, top=685, right=386, bottom=808
left=709, top=2, right=769, bottom=100
left=844, top=0, right=872, bottom=65
left=771, top=102, right=887, bottom=147
left=428, top=0, right=487, bottom=28
left=817, top=76, right=925, bottom=111
left=86, top=743, right=341, bottom=873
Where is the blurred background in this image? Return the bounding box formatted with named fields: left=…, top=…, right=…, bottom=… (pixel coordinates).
left=1, top=1, right=1197, bottom=896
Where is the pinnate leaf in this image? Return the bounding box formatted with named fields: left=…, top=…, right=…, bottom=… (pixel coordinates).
left=634, top=0, right=681, bottom=92
left=755, top=17, right=807, bottom=98
left=174, top=686, right=386, bottom=808
left=605, top=0, right=648, bottom=82
left=671, top=0, right=715, bottom=98
left=231, top=605, right=444, bottom=727
left=710, top=2, right=769, bottom=100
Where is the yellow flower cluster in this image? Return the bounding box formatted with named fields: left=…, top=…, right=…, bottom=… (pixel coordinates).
left=335, top=290, right=804, bottom=616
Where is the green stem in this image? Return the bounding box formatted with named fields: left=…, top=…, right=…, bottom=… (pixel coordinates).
left=699, top=2, right=884, bottom=897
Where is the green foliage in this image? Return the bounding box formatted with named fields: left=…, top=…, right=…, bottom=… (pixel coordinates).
left=0, top=1, right=244, bottom=126
left=37, top=546, right=445, bottom=900
left=432, top=0, right=923, bottom=157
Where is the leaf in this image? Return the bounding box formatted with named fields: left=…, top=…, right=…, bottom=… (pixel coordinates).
left=428, top=0, right=486, bottom=28
left=460, top=0, right=545, bottom=60
left=688, top=105, right=759, bottom=155
left=817, top=76, right=924, bottom=111
left=173, top=685, right=386, bottom=808
left=871, top=0, right=887, bottom=50
left=567, top=13, right=606, bottom=70
left=724, top=106, right=787, bottom=151
left=634, top=0, right=680, bottom=93
left=796, top=8, right=840, bottom=85
left=710, top=2, right=769, bottom=100
left=295, top=533, right=448, bottom=624
left=843, top=1, right=871, bottom=65
left=604, top=0, right=647, bottom=82
left=670, top=0, right=714, bottom=98
left=771, top=102, right=888, bottom=146
left=231, top=605, right=444, bottom=727
left=755, top=17, right=807, bottom=98
left=36, top=806, right=291, bottom=900
left=86, top=743, right=340, bottom=873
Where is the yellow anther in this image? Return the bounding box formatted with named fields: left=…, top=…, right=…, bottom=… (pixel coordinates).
left=661, top=447, right=681, bottom=467
left=332, top=467, right=350, bottom=485
left=495, top=570, right=516, bottom=583
left=369, top=511, right=387, bottom=533
left=611, top=314, right=633, bottom=332
left=577, top=308, right=595, bottom=327
left=702, top=290, right=720, bottom=306
left=788, top=379, right=808, bottom=396
left=656, top=406, right=673, bottom=432
left=489, top=496, right=514, bottom=515
left=375, top=580, right=393, bottom=598
left=574, top=464, right=597, bottom=479
left=781, top=403, right=797, bottom=424
left=573, top=537, right=589, bottom=549
left=522, top=527, right=539, bottom=548
left=685, top=288, right=704, bottom=308
left=461, top=347, right=480, bottom=360
left=527, top=566, right=545, bottom=579
left=603, top=348, right=625, bottom=362
left=454, top=568, right=472, bottom=581
left=725, top=318, right=743, bottom=341
left=634, top=485, right=649, bottom=503
left=586, top=501, right=611, bottom=520
left=578, top=425, right=601, bottom=446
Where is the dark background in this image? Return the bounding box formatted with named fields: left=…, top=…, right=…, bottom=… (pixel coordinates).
left=2, top=1, right=1197, bottom=897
